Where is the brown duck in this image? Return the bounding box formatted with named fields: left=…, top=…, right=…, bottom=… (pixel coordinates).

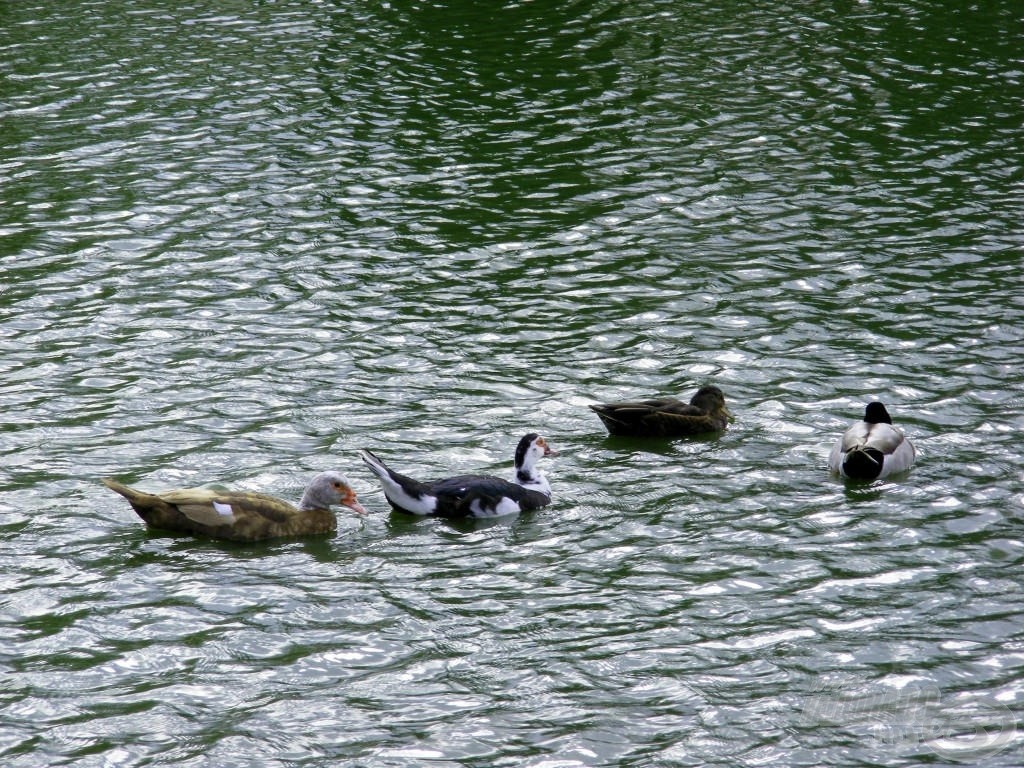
left=589, top=384, right=733, bottom=438
left=102, top=471, right=367, bottom=541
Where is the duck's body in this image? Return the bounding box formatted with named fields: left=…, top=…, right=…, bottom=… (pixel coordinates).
left=828, top=402, right=916, bottom=480
left=590, top=385, right=732, bottom=437
left=360, top=433, right=555, bottom=518
left=102, top=471, right=367, bottom=541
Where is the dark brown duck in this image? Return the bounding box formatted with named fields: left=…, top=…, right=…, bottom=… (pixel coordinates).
left=589, top=384, right=733, bottom=438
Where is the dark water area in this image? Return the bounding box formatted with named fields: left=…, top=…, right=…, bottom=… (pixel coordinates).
left=2, top=1, right=1022, bottom=766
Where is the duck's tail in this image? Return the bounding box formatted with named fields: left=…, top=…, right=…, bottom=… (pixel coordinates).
left=359, top=449, right=392, bottom=482
left=102, top=478, right=162, bottom=522
left=360, top=448, right=436, bottom=514
left=841, top=447, right=885, bottom=480
left=102, top=478, right=150, bottom=503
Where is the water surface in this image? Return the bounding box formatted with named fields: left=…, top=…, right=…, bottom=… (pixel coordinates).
left=2, top=1, right=1022, bottom=766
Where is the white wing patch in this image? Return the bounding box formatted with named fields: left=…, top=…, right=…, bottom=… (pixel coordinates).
left=469, top=496, right=522, bottom=518
left=213, top=501, right=234, bottom=517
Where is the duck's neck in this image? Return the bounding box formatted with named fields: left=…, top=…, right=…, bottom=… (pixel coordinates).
left=298, top=487, right=331, bottom=512
left=516, top=461, right=551, bottom=497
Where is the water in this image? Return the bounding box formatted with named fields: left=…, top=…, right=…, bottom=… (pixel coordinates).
left=2, top=0, right=1023, bottom=765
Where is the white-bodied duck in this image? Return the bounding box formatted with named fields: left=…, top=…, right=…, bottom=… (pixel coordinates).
left=828, top=402, right=916, bottom=480
left=360, top=433, right=556, bottom=518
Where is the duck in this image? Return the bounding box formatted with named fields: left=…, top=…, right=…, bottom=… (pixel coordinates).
left=360, top=433, right=556, bottom=518
left=589, top=384, right=733, bottom=437
left=828, top=401, right=916, bottom=480
left=102, top=471, right=367, bottom=541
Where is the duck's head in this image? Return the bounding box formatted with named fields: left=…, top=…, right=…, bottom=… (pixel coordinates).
left=691, top=385, right=734, bottom=421
left=863, top=402, right=893, bottom=425
left=515, top=433, right=556, bottom=474
left=514, top=433, right=557, bottom=490
left=301, top=471, right=368, bottom=515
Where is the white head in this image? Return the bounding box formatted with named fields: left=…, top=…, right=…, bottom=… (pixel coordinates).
left=300, top=471, right=368, bottom=515
left=514, top=433, right=557, bottom=493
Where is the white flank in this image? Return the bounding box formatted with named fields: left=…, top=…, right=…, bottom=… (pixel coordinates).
left=469, top=496, right=522, bottom=518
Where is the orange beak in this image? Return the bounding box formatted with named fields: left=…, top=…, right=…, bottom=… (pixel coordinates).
left=344, top=489, right=368, bottom=516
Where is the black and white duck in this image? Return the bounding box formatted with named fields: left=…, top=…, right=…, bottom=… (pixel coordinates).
left=360, top=433, right=556, bottom=518
left=828, top=402, right=916, bottom=480
left=589, top=384, right=733, bottom=437
left=103, top=471, right=367, bottom=541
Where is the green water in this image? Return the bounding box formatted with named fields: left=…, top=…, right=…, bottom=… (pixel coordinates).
left=2, top=1, right=1022, bottom=766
